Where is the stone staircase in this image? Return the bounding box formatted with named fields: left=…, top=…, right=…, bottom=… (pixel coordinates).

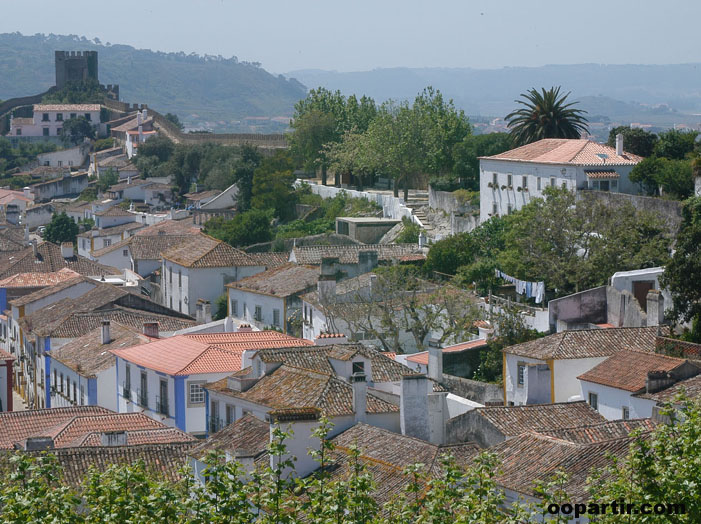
left=406, top=194, right=434, bottom=234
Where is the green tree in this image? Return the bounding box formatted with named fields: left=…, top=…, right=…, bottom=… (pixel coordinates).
left=661, top=197, right=701, bottom=341
left=289, top=108, right=337, bottom=184
left=204, top=209, right=273, bottom=248
left=44, top=211, right=79, bottom=245
left=251, top=150, right=297, bottom=221
left=61, top=116, right=96, bottom=146
left=653, top=129, right=698, bottom=160
left=607, top=126, right=658, bottom=158
left=505, top=86, right=589, bottom=146
left=232, top=144, right=262, bottom=211
left=97, top=168, right=119, bottom=192
left=164, top=112, right=184, bottom=129
left=630, top=156, right=694, bottom=199
left=451, top=132, right=511, bottom=190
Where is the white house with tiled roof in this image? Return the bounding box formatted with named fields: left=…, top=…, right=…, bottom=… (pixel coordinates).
left=9, top=104, right=100, bottom=138
left=161, top=233, right=270, bottom=317
left=111, top=330, right=308, bottom=436
left=479, top=137, right=643, bottom=222
left=502, top=326, right=666, bottom=407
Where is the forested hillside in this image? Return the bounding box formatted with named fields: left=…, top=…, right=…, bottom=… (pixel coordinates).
left=0, top=33, right=308, bottom=130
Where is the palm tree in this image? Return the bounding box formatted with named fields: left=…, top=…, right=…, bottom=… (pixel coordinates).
left=505, top=87, right=589, bottom=146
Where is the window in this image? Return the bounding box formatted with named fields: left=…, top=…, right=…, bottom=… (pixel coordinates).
left=56, top=128, right=62, bottom=136
left=70, top=113, right=76, bottom=119
left=57, top=160, right=63, bottom=167
left=611, top=179, right=618, bottom=192
left=169, top=266, right=172, bottom=283
left=178, top=270, right=182, bottom=288
left=507, top=174, right=513, bottom=187
left=561, top=181, right=567, bottom=190
left=53, top=369, right=57, bottom=388
left=73, top=382, right=77, bottom=402
left=550, top=177, right=556, bottom=187
left=273, top=309, right=280, bottom=327
left=170, top=297, right=173, bottom=309
left=230, top=299, right=238, bottom=317
left=60, top=373, right=64, bottom=392
left=56, top=113, right=63, bottom=121
left=492, top=173, right=498, bottom=186
left=140, top=371, right=148, bottom=406
left=517, top=363, right=526, bottom=387
left=210, top=400, right=220, bottom=432
left=507, top=204, right=513, bottom=215
left=68, top=160, right=73, bottom=166
left=125, top=364, right=131, bottom=397
left=42, top=113, right=49, bottom=122
left=522, top=175, right=528, bottom=189
left=226, top=405, right=234, bottom=425
left=178, top=300, right=182, bottom=313
left=492, top=202, right=498, bottom=216
left=104, top=239, right=111, bottom=247
left=43, top=128, right=50, bottom=136
left=537, top=177, right=541, bottom=191
left=15, top=128, right=21, bottom=136
left=352, top=361, right=365, bottom=375
left=158, top=379, right=168, bottom=415
left=80, top=385, right=85, bottom=405
left=588, top=392, right=598, bottom=411
left=84, top=113, right=92, bottom=121
left=188, top=382, right=205, bottom=405
left=254, top=305, right=262, bottom=322
left=123, top=249, right=129, bottom=257
left=622, top=406, right=630, bottom=420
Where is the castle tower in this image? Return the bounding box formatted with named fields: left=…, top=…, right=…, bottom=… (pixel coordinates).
left=54, top=51, right=99, bottom=88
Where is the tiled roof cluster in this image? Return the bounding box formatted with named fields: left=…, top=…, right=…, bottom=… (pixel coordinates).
left=504, top=326, right=667, bottom=360
left=0, top=241, right=118, bottom=279
left=111, top=331, right=308, bottom=376
left=189, top=414, right=269, bottom=459
left=92, top=234, right=195, bottom=259
left=483, top=139, right=642, bottom=166
left=9, top=275, right=90, bottom=307
left=77, top=221, right=144, bottom=238
left=407, top=339, right=488, bottom=366
left=472, top=402, right=606, bottom=437
left=0, top=267, right=79, bottom=288
left=538, top=419, right=657, bottom=444
left=94, top=206, right=134, bottom=217
left=162, top=233, right=256, bottom=268
left=207, top=364, right=398, bottom=416
left=133, top=218, right=202, bottom=236
left=227, top=263, right=319, bottom=297
left=0, top=407, right=193, bottom=450
left=636, top=373, right=701, bottom=402
left=289, top=244, right=425, bottom=265
left=578, top=350, right=694, bottom=392
left=489, top=432, right=639, bottom=499
left=50, top=322, right=152, bottom=378
left=34, top=104, right=101, bottom=112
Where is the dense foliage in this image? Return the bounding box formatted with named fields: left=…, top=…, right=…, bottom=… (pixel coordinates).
left=0, top=138, right=57, bottom=176
left=44, top=211, right=79, bottom=245
left=42, top=78, right=105, bottom=104
left=1, top=400, right=699, bottom=522
left=505, top=86, right=589, bottom=146
left=204, top=209, right=273, bottom=248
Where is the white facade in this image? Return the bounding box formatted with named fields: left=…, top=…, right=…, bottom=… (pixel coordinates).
left=227, top=288, right=286, bottom=331
left=503, top=352, right=607, bottom=405
left=479, top=158, right=637, bottom=223
left=36, top=143, right=90, bottom=169
left=579, top=380, right=656, bottom=421
left=10, top=106, right=100, bottom=138
left=610, top=267, right=672, bottom=310
left=162, top=260, right=264, bottom=317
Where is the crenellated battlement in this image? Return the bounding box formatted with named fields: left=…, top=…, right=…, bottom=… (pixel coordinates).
left=55, top=50, right=98, bottom=88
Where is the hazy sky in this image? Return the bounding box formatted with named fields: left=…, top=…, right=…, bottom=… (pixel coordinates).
left=2, top=0, right=700, bottom=73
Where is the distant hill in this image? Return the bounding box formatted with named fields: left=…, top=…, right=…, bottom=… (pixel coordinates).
left=286, top=64, right=701, bottom=127
left=0, top=33, right=308, bottom=131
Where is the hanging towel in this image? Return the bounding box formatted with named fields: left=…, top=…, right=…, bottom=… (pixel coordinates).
left=535, top=282, right=545, bottom=304
left=526, top=281, right=532, bottom=298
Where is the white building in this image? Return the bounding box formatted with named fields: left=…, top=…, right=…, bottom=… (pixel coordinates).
left=111, top=330, right=309, bottom=436
left=502, top=326, right=664, bottom=406
left=36, top=143, right=90, bottom=169
left=9, top=104, right=101, bottom=138
left=578, top=349, right=699, bottom=420
left=226, top=263, right=319, bottom=333
left=77, top=222, right=145, bottom=258
left=161, top=233, right=271, bottom=317
left=479, top=137, right=642, bottom=223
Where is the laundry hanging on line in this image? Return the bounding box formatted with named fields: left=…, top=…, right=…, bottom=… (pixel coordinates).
left=495, top=269, right=545, bottom=304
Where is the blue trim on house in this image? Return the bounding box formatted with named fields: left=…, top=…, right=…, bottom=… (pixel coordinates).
left=155, top=370, right=168, bottom=377
left=115, top=356, right=120, bottom=411
left=88, top=378, right=98, bottom=405
left=174, top=376, right=186, bottom=431
left=44, top=337, right=51, bottom=408
left=204, top=387, right=210, bottom=438
left=0, top=288, right=6, bottom=312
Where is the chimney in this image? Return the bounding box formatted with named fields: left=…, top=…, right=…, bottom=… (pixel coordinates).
left=30, top=239, right=37, bottom=258
left=196, top=299, right=212, bottom=324
left=400, top=374, right=430, bottom=441
left=23, top=186, right=33, bottom=201
left=269, top=408, right=321, bottom=478
left=369, top=274, right=378, bottom=298
left=23, top=224, right=29, bottom=245
left=101, top=431, right=127, bottom=447
left=143, top=321, right=159, bottom=338
left=22, top=437, right=54, bottom=451
left=101, top=320, right=111, bottom=344
left=227, top=371, right=257, bottom=392
left=615, top=133, right=624, bottom=156
left=646, top=289, right=664, bottom=327
left=138, top=125, right=143, bottom=143
left=314, top=333, right=348, bottom=346
left=142, top=108, right=148, bottom=120
left=136, top=111, right=142, bottom=126
left=60, top=242, right=73, bottom=258
left=358, top=250, right=378, bottom=274
left=351, top=372, right=367, bottom=423
left=427, top=342, right=443, bottom=382
left=238, top=323, right=253, bottom=333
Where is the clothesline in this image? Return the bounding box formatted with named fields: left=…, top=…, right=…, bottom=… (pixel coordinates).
left=495, top=269, right=545, bottom=304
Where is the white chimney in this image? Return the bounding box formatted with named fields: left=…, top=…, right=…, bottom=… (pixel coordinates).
left=427, top=343, right=443, bottom=382
left=23, top=224, right=29, bottom=244
left=615, top=133, right=624, bottom=156
left=269, top=408, right=321, bottom=479
left=138, top=125, right=143, bottom=143
left=143, top=321, right=159, bottom=338
left=101, top=320, right=111, bottom=344
left=400, top=374, right=430, bottom=441
left=30, top=239, right=37, bottom=258
left=136, top=112, right=142, bottom=126
left=314, top=333, right=348, bottom=346
left=142, top=109, right=148, bottom=120
left=351, top=372, right=367, bottom=423
left=60, top=242, right=73, bottom=258
left=23, top=186, right=33, bottom=201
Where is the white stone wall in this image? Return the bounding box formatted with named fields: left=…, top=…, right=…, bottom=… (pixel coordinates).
left=228, top=288, right=285, bottom=330
left=579, top=380, right=657, bottom=421
left=552, top=357, right=607, bottom=402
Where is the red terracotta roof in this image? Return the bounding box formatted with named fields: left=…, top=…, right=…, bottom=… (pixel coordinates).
left=407, top=339, right=488, bottom=366
left=483, top=139, right=642, bottom=166
left=578, top=350, right=693, bottom=392
left=226, top=263, right=319, bottom=297
left=537, top=419, right=657, bottom=444
left=162, top=233, right=255, bottom=268
left=0, top=268, right=79, bottom=288
left=585, top=170, right=620, bottom=179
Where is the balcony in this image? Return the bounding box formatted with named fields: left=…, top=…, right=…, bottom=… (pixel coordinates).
left=137, top=388, right=148, bottom=408
left=155, top=395, right=169, bottom=416
left=122, top=382, right=131, bottom=400
left=207, top=416, right=224, bottom=435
